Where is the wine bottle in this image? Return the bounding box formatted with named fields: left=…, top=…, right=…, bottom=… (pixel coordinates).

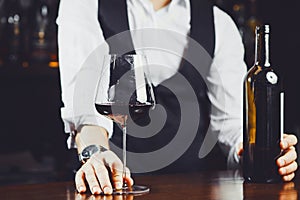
left=31, top=0, right=50, bottom=63
left=6, top=0, right=23, bottom=66
left=20, top=0, right=34, bottom=68
left=0, top=0, right=7, bottom=67
left=243, top=24, right=282, bottom=183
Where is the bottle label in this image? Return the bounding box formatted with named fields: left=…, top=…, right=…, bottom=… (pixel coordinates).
left=266, top=71, right=278, bottom=84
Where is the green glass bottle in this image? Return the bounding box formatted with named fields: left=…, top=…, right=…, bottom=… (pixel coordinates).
left=243, top=24, right=282, bottom=183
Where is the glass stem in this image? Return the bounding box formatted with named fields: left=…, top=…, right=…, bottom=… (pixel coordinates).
left=122, top=116, right=127, bottom=187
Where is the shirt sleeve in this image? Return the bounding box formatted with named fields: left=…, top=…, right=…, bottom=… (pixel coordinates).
left=206, top=6, right=247, bottom=168
left=56, top=0, right=113, bottom=143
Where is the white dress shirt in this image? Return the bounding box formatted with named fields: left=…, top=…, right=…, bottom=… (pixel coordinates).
left=57, top=0, right=247, bottom=167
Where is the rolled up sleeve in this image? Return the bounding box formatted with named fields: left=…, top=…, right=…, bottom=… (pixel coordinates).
left=57, top=0, right=113, bottom=140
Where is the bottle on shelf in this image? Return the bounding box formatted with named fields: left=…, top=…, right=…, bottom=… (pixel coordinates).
left=0, top=0, right=7, bottom=67
left=19, top=0, right=34, bottom=68
left=243, top=24, right=283, bottom=183
left=31, top=0, right=59, bottom=68
left=246, top=0, right=261, bottom=34
left=46, top=0, right=59, bottom=68
left=6, top=0, right=23, bottom=67
left=31, top=0, right=51, bottom=63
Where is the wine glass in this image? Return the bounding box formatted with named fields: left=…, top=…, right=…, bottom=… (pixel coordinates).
left=94, top=54, right=155, bottom=195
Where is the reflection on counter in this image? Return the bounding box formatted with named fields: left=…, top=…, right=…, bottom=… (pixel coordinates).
left=74, top=193, right=134, bottom=200
left=209, top=170, right=298, bottom=200
left=0, top=0, right=59, bottom=69
left=243, top=182, right=298, bottom=200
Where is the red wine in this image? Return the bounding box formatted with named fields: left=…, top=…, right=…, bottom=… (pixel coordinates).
left=95, top=102, right=153, bottom=124
left=243, top=25, right=282, bottom=183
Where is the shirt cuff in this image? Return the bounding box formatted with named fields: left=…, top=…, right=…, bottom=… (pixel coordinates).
left=226, top=135, right=243, bottom=169
left=61, top=107, right=113, bottom=149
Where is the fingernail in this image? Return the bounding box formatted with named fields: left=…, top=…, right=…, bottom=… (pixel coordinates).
left=115, top=182, right=122, bottom=190
left=283, top=141, right=288, bottom=148
left=130, top=178, right=134, bottom=186
left=78, top=186, right=84, bottom=193
left=92, top=187, right=101, bottom=194
left=103, top=187, right=112, bottom=194
left=279, top=167, right=286, bottom=175
left=279, top=159, right=285, bottom=167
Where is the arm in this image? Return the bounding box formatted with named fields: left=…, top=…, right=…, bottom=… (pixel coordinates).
left=212, top=7, right=298, bottom=180
left=74, top=125, right=133, bottom=194
left=237, top=134, right=298, bottom=181
left=277, top=134, right=298, bottom=181
left=57, top=0, right=132, bottom=194
left=205, top=6, right=247, bottom=168
left=57, top=0, right=112, bottom=134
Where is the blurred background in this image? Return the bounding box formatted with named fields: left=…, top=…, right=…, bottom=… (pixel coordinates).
left=0, top=0, right=299, bottom=186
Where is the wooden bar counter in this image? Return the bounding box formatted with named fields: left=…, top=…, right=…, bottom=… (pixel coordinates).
left=0, top=170, right=298, bottom=200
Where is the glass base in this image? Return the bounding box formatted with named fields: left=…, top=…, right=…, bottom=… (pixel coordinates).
left=110, top=185, right=150, bottom=195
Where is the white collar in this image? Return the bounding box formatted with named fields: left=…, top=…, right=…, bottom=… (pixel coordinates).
left=133, top=0, right=188, bottom=10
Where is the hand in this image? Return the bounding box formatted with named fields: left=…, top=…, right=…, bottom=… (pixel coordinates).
left=75, top=150, right=134, bottom=195
left=237, top=133, right=298, bottom=181
left=75, top=192, right=134, bottom=200
left=277, top=134, right=298, bottom=181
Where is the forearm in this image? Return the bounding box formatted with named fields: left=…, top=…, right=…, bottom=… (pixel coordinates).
left=75, top=125, right=110, bottom=153
left=57, top=0, right=112, bottom=142
left=74, top=125, right=134, bottom=195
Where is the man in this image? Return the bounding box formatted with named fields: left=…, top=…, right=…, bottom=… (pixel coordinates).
left=57, top=0, right=298, bottom=195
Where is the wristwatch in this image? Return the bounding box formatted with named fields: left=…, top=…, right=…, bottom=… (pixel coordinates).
left=79, top=144, right=108, bottom=163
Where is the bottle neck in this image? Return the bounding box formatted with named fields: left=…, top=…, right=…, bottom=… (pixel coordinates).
left=255, top=25, right=271, bottom=67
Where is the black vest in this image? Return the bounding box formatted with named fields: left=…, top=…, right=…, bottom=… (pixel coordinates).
left=98, top=0, right=226, bottom=173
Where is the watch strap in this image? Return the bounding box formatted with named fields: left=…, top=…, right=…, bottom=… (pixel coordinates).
left=79, top=144, right=108, bottom=163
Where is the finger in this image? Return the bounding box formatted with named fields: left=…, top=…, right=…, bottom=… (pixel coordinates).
left=282, top=173, right=295, bottom=182
left=111, top=164, right=134, bottom=189
left=112, top=166, right=134, bottom=186
left=124, top=167, right=134, bottom=186
left=75, top=169, right=86, bottom=193
left=110, top=160, right=125, bottom=190
left=281, top=134, right=298, bottom=149
left=91, top=157, right=113, bottom=194
left=75, top=193, right=87, bottom=200
left=277, top=147, right=297, bottom=167
left=83, top=163, right=102, bottom=195
left=103, top=152, right=127, bottom=189
left=237, top=142, right=243, bottom=156
left=102, top=151, right=134, bottom=188
left=279, top=161, right=298, bottom=176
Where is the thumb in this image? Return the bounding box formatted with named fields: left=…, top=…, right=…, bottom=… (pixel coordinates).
left=111, top=163, right=134, bottom=189
left=237, top=142, right=243, bottom=156
left=103, top=151, right=134, bottom=189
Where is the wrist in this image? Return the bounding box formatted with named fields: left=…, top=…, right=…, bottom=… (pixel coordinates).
left=75, top=125, right=110, bottom=153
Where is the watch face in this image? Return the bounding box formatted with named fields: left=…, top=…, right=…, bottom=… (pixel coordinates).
left=82, top=145, right=99, bottom=160
left=82, top=145, right=99, bottom=156
left=79, top=145, right=108, bottom=163
left=82, top=149, right=91, bottom=157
